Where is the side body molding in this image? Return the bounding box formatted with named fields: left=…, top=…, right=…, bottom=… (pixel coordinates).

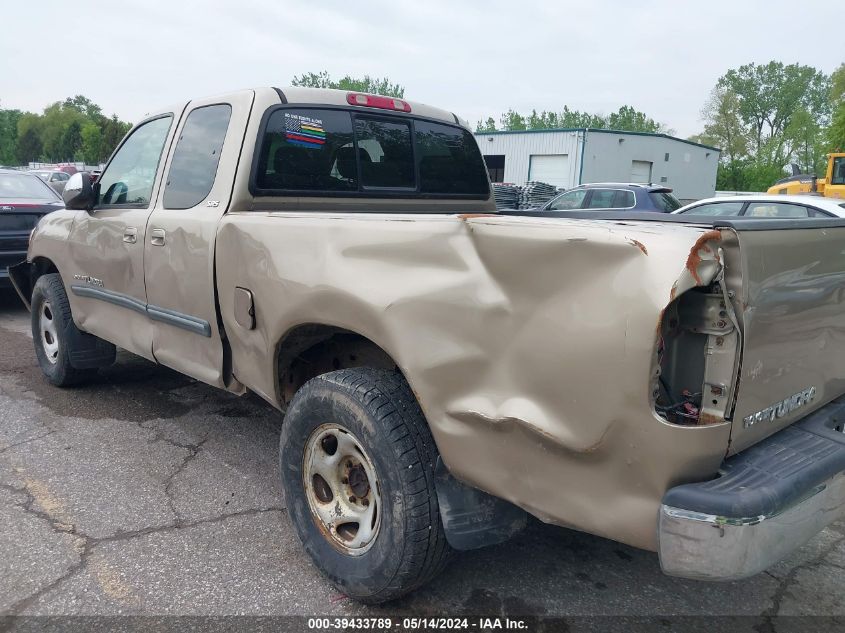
left=70, top=285, right=211, bottom=338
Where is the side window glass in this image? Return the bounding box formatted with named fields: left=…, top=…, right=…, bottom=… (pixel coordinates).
left=354, top=117, right=414, bottom=189
left=586, top=189, right=617, bottom=209
left=612, top=190, right=635, bottom=208
left=681, top=202, right=744, bottom=216
left=548, top=189, right=587, bottom=210
left=163, top=104, right=232, bottom=209
left=98, top=115, right=172, bottom=207
left=746, top=202, right=808, bottom=218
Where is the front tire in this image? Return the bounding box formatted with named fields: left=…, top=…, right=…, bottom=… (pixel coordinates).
left=31, top=274, right=99, bottom=387
left=280, top=368, right=452, bottom=603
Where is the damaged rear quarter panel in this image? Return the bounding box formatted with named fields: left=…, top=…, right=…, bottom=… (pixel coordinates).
left=215, top=212, right=732, bottom=551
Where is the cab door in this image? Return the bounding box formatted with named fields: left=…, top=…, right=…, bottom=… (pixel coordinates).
left=143, top=91, right=254, bottom=387
left=66, top=111, right=183, bottom=360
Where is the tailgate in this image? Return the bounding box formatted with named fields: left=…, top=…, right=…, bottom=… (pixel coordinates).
left=725, top=219, right=845, bottom=454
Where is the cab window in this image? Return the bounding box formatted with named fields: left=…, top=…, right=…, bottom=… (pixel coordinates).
left=831, top=157, right=845, bottom=186
left=163, top=104, right=232, bottom=209
left=354, top=117, right=415, bottom=189
left=586, top=189, right=617, bottom=209
left=745, top=202, right=809, bottom=218
left=680, top=201, right=744, bottom=216
left=586, top=189, right=635, bottom=209
left=547, top=189, right=587, bottom=210
left=97, top=115, right=172, bottom=207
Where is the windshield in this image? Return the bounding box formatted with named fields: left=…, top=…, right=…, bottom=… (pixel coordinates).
left=0, top=172, right=59, bottom=199
left=649, top=191, right=681, bottom=212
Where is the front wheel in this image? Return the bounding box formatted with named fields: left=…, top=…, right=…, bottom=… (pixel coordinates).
left=31, top=274, right=101, bottom=387
left=279, top=368, right=452, bottom=603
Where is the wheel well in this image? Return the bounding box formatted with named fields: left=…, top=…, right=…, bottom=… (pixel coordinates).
left=30, top=257, right=59, bottom=281
left=12, top=257, right=58, bottom=307
left=276, top=324, right=398, bottom=407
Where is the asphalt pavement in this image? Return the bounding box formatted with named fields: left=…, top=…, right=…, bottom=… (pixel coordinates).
left=1, top=288, right=844, bottom=623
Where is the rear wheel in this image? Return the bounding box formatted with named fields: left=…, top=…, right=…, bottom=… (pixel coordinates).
left=31, top=274, right=100, bottom=387
left=279, top=368, right=452, bottom=603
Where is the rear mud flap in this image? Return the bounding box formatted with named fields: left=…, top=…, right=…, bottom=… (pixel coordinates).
left=63, top=319, right=116, bottom=369
left=434, top=457, right=527, bottom=550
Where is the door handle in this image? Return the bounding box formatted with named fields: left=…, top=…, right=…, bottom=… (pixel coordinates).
left=150, top=228, right=166, bottom=246
left=123, top=227, right=138, bottom=244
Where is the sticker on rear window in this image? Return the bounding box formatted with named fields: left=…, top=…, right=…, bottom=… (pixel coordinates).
left=284, top=112, right=325, bottom=148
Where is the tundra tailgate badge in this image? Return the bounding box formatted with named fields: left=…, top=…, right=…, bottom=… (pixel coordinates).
left=743, top=387, right=817, bottom=428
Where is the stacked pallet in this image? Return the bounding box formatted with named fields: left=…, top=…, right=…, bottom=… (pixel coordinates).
left=519, top=181, right=558, bottom=209
left=492, top=183, right=522, bottom=210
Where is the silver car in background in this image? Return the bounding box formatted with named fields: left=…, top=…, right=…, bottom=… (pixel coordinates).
left=30, top=169, right=71, bottom=194
left=673, top=194, right=845, bottom=218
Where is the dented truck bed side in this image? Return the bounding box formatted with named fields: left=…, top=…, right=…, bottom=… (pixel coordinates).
left=215, top=212, right=739, bottom=551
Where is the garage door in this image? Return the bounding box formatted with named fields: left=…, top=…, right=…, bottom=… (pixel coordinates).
left=528, top=154, right=569, bottom=187
left=631, top=160, right=653, bottom=183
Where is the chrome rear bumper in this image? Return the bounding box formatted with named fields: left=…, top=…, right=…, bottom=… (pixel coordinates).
left=658, top=397, right=845, bottom=581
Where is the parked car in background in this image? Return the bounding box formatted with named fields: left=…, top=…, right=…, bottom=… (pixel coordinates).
left=31, top=169, right=72, bottom=194
left=674, top=194, right=845, bottom=218
left=0, top=169, right=63, bottom=287
left=534, top=183, right=682, bottom=213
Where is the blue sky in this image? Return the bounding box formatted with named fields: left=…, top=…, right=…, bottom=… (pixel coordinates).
left=2, top=0, right=842, bottom=137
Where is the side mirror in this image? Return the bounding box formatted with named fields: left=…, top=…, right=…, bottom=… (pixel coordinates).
left=62, top=172, right=95, bottom=210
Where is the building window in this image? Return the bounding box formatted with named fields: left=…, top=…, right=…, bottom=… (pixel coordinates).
left=483, top=154, right=505, bottom=183
left=664, top=153, right=670, bottom=162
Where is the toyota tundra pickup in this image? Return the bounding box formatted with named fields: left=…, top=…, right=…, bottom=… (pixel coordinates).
left=9, top=87, right=845, bottom=603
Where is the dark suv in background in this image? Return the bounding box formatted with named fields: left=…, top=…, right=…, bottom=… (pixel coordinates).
left=534, top=183, right=682, bottom=213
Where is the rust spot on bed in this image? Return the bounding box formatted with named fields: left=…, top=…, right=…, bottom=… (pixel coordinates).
left=628, top=239, right=648, bottom=256
left=457, top=213, right=497, bottom=220
left=685, top=230, right=722, bottom=285
left=697, top=411, right=724, bottom=426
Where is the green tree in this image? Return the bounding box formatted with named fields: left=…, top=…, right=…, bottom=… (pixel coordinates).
left=717, top=61, right=831, bottom=158
left=0, top=106, right=23, bottom=165
left=480, top=105, right=668, bottom=132
left=16, top=113, right=43, bottom=163
left=498, top=109, right=526, bottom=130
left=80, top=122, right=102, bottom=165
left=100, top=115, right=131, bottom=162
left=60, top=120, right=83, bottom=161
left=606, top=105, right=670, bottom=134
left=291, top=71, right=405, bottom=98
left=828, top=64, right=845, bottom=151
left=475, top=117, right=497, bottom=132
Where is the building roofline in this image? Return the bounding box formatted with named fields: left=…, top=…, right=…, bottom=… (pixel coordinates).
left=473, top=127, right=721, bottom=153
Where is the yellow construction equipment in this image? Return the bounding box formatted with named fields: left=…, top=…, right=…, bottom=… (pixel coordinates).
left=767, top=153, right=845, bottom=199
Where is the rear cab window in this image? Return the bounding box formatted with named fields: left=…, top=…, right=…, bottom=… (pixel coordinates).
left=253, top=107, right=489, bottom=199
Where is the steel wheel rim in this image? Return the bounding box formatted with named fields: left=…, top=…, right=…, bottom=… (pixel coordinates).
left=39, top=300, right=59, bottom=365
left=303, top=423, right=382, bottom=555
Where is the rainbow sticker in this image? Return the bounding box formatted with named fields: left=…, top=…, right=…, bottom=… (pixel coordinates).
left=284, top=113, right=326, bottom=148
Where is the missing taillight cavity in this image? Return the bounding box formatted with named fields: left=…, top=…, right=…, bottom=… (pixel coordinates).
left=653, top=285, right=739, bottom=426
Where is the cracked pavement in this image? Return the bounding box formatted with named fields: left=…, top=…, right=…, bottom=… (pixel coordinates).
left=1, top=289, right=844, bottom=619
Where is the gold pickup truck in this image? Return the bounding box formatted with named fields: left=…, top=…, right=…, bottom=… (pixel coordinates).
left=9, top=87, right=845, bottom=603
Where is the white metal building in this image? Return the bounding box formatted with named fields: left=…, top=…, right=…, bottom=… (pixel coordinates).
left=474, top=128, right=721, bottom=202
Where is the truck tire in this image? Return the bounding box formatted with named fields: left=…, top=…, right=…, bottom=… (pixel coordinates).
left=31, top=274, right=100, bottom=387
left=279, top=368, right=452, bottom=603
